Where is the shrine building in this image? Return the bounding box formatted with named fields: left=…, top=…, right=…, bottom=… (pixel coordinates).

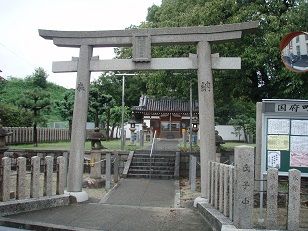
left=132, top=95, right=199, bottom=139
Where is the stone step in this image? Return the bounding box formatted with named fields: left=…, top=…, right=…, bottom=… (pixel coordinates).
left=130, top=162, right=174, bottom=166
left=129, top=166, right=175, bottom=171
left=128, top=169, right=174, bottom=175
left=133, top=154, right=176, bottom=158
left=134, top=150, right=176, bottom=155
left=132, top=157, right=175, bottom=162
left=127, top=174, right=174, bottom=180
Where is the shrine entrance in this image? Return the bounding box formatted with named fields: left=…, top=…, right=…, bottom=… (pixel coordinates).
left=39, top=21, right=258, bottom=201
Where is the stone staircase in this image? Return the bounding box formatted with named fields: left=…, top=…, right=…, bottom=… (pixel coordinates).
left=127, top=151, right=176, bottom=179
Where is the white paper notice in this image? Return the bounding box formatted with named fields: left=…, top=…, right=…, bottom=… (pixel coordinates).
left=267, top=151, right=281, bottom=169
left=291, top=120, right=308, bottom=135
left=290, top=136, right=308, bottom=167
left=268, top=119, right=290, bottom=134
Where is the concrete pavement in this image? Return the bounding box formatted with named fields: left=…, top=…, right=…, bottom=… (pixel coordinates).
left=100, top=178, right=177, bottom=207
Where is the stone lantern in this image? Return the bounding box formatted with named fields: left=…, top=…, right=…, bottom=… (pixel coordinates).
left=129, top=117, right=137, bottom=144
left=89, top=127, right=105, bottom=150
left=0, top=119, right=12, bottom=157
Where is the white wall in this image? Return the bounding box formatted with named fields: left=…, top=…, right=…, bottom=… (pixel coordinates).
left=112, top=122, right=245, bottom=141
left=215, top=125, right=245, bottom=141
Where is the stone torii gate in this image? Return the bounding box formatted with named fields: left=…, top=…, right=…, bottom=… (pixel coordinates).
left=39, top=21, right=258, bottom=201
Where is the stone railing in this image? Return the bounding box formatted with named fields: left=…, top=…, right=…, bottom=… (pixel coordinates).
left=4, top=127, right=70, bottom=145
left=208, top=146, right=302, bottom=230
left=0, top=156, right=67, bottom=202
left=209, top=162, right=235, bottom=221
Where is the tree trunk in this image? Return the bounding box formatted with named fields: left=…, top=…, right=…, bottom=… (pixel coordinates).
left=116, top=126, right=119, bottom=139
left=110, top=124, right=116, bottom=139
left=33, top=122, right=37, bottom=147
left=243, top=127, right=248, bottom=143
left=33, top=109, right=38, bottom=147
left=95, top=109, right=99, bottom=128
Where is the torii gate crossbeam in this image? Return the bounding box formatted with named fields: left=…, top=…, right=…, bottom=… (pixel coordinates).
left=39, top=21, right=258, bottom=202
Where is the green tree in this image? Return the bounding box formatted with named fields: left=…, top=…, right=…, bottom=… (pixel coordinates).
left=109, top=106, right=131, bottom=139
left=0, top=103, right=32, bottom=127
left=228, top=100, right=256, bottom=142
left=115, top=0, right=307, bottom=132
left=55, top=90, right=75, bottom=135
left=27, top=67, right=48, bottom=89
left=18, top=68, right=51, bottom=146
left=89, top=84, right=113, bottom=128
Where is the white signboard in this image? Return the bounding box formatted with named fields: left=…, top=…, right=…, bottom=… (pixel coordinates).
left=291, top=120, right=308, bottom=135
left=267, top=151, right=281, bottom=168
left=290, top=136, right=308, bottom=167
left=268, top=119, right=290, bottom=134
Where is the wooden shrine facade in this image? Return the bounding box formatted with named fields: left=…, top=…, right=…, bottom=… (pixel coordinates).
left=132, top=96, right=198, bottom=139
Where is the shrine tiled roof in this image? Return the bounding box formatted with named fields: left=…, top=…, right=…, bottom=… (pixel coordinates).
left=132, top=96, right=199, bottom=115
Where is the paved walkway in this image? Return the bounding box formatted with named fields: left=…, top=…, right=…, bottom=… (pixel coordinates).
left=101, top=179, right=177, bottom=207
left=3, top=178, right=212, bottom=230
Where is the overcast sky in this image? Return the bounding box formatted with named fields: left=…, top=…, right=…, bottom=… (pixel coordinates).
left=0, top=0, right=161, bottom=88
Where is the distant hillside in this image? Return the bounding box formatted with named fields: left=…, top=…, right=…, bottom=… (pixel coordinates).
left=0, top=77, right=69, bottom=122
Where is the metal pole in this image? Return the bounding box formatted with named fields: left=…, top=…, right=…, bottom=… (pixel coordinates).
left=190, top=79, right=193, bottom=154
left=189, top=79, right=193, bottom=185
left=121, top=75, right=125, bottom=150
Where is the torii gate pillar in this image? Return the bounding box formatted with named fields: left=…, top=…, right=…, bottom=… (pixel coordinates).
left=197, top=41, right=216, bottom=198
left=67, top=45, right=93, bottom=194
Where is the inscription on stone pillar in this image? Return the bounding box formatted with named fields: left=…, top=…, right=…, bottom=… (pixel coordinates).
left=133, top=34, right=151, bottom=62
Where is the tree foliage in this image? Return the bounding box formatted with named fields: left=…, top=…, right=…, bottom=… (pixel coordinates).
left=114, top=0, right=308, bottom=139
left=0, top=103, right=32, bottom=127
left=18, top=68, right=52, bottom=146
left=89, top=82, right=114, bottom=128
left=55, top=90, right=75, bottom=134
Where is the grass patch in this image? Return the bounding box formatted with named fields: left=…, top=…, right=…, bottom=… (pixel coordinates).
left=221, top=142, right=255, bottom=152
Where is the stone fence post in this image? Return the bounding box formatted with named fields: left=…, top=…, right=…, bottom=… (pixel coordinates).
left=30, top=156, right=40, bottom=198
left=16, top=157, right=26, bottom=200
left=266, top=168, right=278, bottom=230
left=44, top=156, right=53, bottom=196
left=113, top=152, right=119, bottom=183
left=105, top=152, right=111, bottom=190
left=233, top=146, right=254, bottom=229
left=57, top=156, right=66, bottom=195
left=288, top=169, right=301, bottom=231
left=0, top=157, right=11, bottom=201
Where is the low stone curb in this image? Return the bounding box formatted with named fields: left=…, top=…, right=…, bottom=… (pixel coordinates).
left=0, top=217, right=98, bottom=231
left=196, top=202, right=285, bottom=231
left=0, top=195, right=72, bottom=217
left=174, top=179, right=180, bottom=208
left=99, top=179, right=122, bottom=204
